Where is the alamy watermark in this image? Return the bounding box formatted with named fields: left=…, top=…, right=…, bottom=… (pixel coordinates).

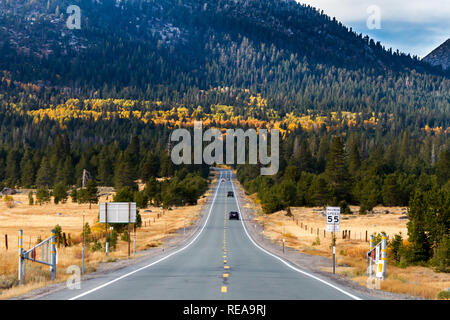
left=366, top=5, right=381, bottom=30
left=170, top=121, right=279, bottom=175
left=66, top=265, right=81, bottom=290
left=66, top=5, right=81, bottom=30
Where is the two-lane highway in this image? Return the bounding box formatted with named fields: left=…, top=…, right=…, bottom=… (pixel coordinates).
left=41, top=170, right=367, bottom=300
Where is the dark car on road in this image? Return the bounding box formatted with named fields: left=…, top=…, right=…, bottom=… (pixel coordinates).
left=227, top=191, right=234, bottom=197
left=229, top=211, right=239, bottom=220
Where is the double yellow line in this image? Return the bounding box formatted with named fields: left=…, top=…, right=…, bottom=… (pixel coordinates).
left=221, top=177, right=230, bottom=293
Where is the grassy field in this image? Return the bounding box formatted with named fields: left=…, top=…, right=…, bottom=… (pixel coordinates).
left=242, top=194, right=450, bottom=299
left=0, top=182, right=214, bottom=299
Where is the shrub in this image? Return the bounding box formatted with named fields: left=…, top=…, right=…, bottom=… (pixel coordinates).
left=0, top=275, right=18, bottom=290
left=3, top=195, right=14, bottom=208
left=106, top=229, right=118, bottom=249
left=312, top=236, right=320, bottom=246
left=437, top=290, right=450, bottom=300
left=54, top=224, right=63, bottom=245
left=28, top=191, right=34, bottom=205
left=339, top=200, right=352, bottom=214
left=71, top=189, right=78, bottom=202
left=90, top=239, right=102, bottom=252
left=121, top=230, right=130, bottom=242
left=36, top=188, right=50, bottom=205
left=82, top=223, right=91, bottom=244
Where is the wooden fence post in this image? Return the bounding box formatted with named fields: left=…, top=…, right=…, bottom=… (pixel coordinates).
left=62, top=232, right=67, bottom=247
left=5, top=234, right=7, bottom=250
left=348, top=230, right=351, bottom=240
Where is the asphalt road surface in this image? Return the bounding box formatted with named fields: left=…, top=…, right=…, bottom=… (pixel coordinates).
left=41, top=170, right=369, bottom=300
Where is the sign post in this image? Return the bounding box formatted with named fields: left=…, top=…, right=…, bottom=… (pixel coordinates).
left=105, top=202, right=108, bottom=256
left=99, top=202, right=137, bottom=257
left=326, top=207, right=340, bottom=274
left=128, top=202, right=131, bottom=257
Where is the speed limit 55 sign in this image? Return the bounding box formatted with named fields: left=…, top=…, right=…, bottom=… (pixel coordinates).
left=326, top=207, right=340, bottom=232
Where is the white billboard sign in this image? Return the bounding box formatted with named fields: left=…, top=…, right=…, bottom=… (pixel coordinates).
left=99, top=202, right=136, bottom=223
left=326, top=206, right=340, bottom=232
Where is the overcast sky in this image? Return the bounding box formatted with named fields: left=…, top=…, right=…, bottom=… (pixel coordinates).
left=298, top=0, right=450, bottom=58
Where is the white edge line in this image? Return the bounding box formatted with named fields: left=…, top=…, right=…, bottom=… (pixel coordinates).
left=69, top=171, right=224, bottom=300
left=229, top=171, right=362, bottom=301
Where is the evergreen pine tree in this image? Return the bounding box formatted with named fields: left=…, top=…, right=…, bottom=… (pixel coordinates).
left=307, top=175, right=330, bottom=206
left=53, top=182, right=68, bottom=204
left=21, top=159, right=35, bottom=188
left=436, top=150, right=450, bottom=186
left=36, top=156, right=52, bottom=187
left=85, top=179, right=99, bottom=209
left=324, top=137, right=352, bottom=204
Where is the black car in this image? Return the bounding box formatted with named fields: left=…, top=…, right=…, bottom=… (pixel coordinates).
left=229, top=211, right=239, bottom=220
left=227, top=191, right=234, bottom=197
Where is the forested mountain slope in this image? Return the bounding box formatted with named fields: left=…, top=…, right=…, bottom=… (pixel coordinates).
left=0, top=0, right=448, bottom=133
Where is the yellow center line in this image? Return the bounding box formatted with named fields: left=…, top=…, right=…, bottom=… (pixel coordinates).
left=221, top=286, right=227, bottom=293
left=223, top=273, right=229, bottom=278
left=224, top=265, right=230, bottom=269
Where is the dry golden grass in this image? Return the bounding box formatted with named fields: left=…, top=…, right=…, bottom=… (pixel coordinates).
left=237, top=182, right=450, bottom=300
left=0, top=184, right=213, bottom=299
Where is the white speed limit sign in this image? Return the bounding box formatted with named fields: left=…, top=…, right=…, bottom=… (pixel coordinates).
left=326, top=207, right=340, bottom=232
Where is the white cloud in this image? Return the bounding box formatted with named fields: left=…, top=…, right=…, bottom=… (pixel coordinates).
left=298, top=0, right=450, bottom=23
left=297, top=0, right=450, bottom=57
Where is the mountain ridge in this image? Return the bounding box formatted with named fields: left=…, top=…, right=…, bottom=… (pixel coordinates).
left=423, top=39, right=450, bottom=71
left=0, top=0, right=448, bottom=130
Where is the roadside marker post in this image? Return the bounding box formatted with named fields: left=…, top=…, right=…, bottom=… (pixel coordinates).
left=50, top=229, right=56, bottom=280
left=380, top=234, right=387, bottom=280
left=368, top=235, right=374, bottom=276
left=18, top=230, right=23, bottom=284
left=105, top=202, right=108, bottom=256
left=128, top=202, right=131, bottom=257
left=366, top=233, right=386, bottom=287
left=332, top=240, right=336, bottom=274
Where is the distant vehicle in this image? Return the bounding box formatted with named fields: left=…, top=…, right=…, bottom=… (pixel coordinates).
left=227, top=191, right=234, bottom=197
left=229, top=211, right=239, bottom=220
left=221, top=179, right=226, bottom=182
